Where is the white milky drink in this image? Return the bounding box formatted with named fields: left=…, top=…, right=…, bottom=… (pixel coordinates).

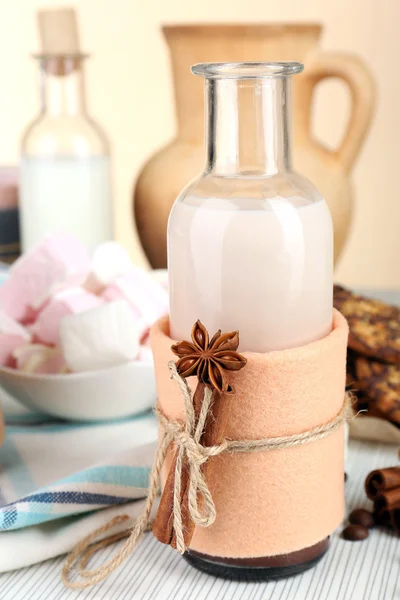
left=168, top=195, right=333, bottom=352
left=20, top=155, right=113, bottom=253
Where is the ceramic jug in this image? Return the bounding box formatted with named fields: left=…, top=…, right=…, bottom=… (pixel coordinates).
left=134, top=24, right=375, bottom=268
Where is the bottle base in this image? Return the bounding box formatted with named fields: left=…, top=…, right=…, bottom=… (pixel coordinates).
left=184, top=538, right=329, bottom=582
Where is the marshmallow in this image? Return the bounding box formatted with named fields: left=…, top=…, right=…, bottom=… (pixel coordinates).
left=101, top=268, right=169, bottom=329
left=60, top=300, right=140, bottom=372
left=84, top=242, right=133, bottom=293
left=137, top=345, right=154, bottom=363
left=101, top=286, right=149, bottom=340
left=150, top=269, right=169, bottom=292
left=0, top=312, right=31, bottom=366
left=141, top=330, right=150, bottom=346
left=13, top=344, right=67, bottom=374
left=31, top=288, right=103, bottom=345
left=0, top=335, right=24, bottom=367
left=0, top=311, right=31, bottom=340
left=0, top=233, right=91, bottom=321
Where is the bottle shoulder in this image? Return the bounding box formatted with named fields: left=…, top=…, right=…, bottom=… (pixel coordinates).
left=171, top=170, right=323, bottom=212
left=21, top=114, right=110, bottom=157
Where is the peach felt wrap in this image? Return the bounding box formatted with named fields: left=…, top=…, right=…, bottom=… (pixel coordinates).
left=150, top=309, right=348, bottom=559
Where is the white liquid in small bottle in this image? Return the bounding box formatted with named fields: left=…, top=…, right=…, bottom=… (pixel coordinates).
left=20, top=155, right=113, bottom=252
left=168, top=195, right=333, bottom=352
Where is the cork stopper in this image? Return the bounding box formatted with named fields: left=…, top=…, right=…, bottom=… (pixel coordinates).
left=37, top=7, right=80, bottom=55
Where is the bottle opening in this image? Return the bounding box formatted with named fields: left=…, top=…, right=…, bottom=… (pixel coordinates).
left=191, top=62, right=304, bottom=79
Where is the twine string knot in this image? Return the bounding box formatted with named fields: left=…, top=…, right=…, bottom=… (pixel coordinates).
left=155, top=362, right=227, bottom=547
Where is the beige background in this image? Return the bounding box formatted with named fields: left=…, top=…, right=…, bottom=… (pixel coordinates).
left=0, top=0, right=398, bottom=287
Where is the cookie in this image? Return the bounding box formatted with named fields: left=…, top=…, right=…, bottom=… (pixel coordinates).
left=333, top=284, right=353, bottom=304
left=334, top=285, right=400, bottom=364
left=355, top=357, right=400, bottom=425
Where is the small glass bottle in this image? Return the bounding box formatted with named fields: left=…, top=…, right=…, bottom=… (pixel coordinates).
left=169, top=62, right=333, bottom=353
left=20, top=54, right=113, bottom=252
left=168, top=62, right=333, bottom=578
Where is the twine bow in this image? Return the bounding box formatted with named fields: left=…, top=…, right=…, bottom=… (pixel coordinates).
left=62, top=362, right=352, bottom=590
left=155, top=361, right=228, bottom=554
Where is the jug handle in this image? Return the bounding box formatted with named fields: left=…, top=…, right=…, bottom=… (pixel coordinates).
left=304, top=52, right=376, bottom=172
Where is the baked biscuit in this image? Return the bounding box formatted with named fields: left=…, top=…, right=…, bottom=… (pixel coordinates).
left=334, top=285, right=400, bottom=364
left=355, top=357, right=400, bottom=425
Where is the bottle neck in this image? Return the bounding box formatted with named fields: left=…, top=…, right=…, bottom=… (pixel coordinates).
left=38, top=57, right=87, bottom=117
left=205, top=77, right=293, bottom=176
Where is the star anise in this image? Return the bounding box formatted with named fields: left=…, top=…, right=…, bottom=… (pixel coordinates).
left=171, top=320, right=247, bottom=394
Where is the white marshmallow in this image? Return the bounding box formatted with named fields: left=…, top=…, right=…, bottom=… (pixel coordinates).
left=150, top=269, right=169, bottom=292
left=101, top=285, right=148, bottom=340
left=60, top=300, right=140, bottom=372
left=0, top=233, right=91, bottom=321
left=13, top=344, right=67, bottom=374
left=137, top=345, right=154, bottom=363
left=31, top=287, right=103, bottom=345
left=84, top=242, right=133, bottom=293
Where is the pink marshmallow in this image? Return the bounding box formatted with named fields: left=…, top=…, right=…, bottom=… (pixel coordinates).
left=0, top=233, right=91, bottom=322
left=0, top=311, right=31, bottom=366
left=141, top=331, right=151, bottom=346
left=101, top=268, right=169, bottom=330
left=13, top=344, right=67, bottom=374
left=101, top=285, right=128, bottom=304
left=0, top=335, right=26, bottom=367
left=23, top=306, right=41, bottom=326
left=31, top=288, right=103, bottom=345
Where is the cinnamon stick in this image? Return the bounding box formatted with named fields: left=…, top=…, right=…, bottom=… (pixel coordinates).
left=151, top=453, right=177, bottom=545
left=375, top=488, right=400, bottom=512
left=374, top=508, right=392, bottom=527
left=365, top=467, right=400, bottom=499
left=153, top=383, right=205, bottom=545
left=391, top=507, right=400, bottom=534
left=170, top=389, right=232, bottom=550
left=154, top=320, right=246, bottom=549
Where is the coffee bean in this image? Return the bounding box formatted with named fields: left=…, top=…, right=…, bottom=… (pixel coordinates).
left=344, top=472, right=348, bottom=482
left=342, top=524, right=369, bottom=541
left=349, top=508, right=375, bottom=529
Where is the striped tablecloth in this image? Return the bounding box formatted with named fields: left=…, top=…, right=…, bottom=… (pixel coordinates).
left=0, top=439, right=399, bottom=600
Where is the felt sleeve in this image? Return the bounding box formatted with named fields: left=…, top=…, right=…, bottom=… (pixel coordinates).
left=150, top=310, right=348, bottom=559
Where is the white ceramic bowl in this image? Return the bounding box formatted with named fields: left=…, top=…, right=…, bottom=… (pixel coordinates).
left=0, top=361, right=156, bottom=421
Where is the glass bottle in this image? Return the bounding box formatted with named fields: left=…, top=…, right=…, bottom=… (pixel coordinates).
left=168, top=62, right=333, bottom=352
left=20, top=54, right=113, bottom=253
left=167, top=62, right=333, bottom=577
